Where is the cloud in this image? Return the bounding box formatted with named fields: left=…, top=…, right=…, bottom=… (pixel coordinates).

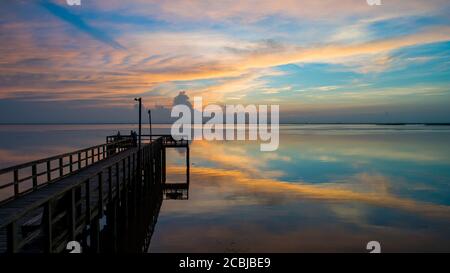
left=39, top=0, right=125, bottom=49
left=1, top=0, right=450, bottom=121
left=91, top=0, right=450, bottom=24
left=1, top=24, right=449, bottom=105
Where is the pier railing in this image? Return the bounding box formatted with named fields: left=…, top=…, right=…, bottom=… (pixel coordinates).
left=106, top=134, right=189, bottom=147
left=0, top=138, right=134, bottom=205
left=0, top=138, right=164, bottom=253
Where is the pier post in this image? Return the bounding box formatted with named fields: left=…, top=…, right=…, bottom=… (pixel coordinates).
left=44, top=201, right=53, bottom=253
left=69, top=188, right=76, bottom=241
left=186, top=145, right=190, bottom=185
left=162, top=148, right=166, bottom=183
left=90, top=217, right=100, bottom=253
left=6, top=222, right=18, bottom=253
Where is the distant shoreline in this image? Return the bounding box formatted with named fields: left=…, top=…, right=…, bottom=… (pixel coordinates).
left=0, top=122, right=449, bottom=126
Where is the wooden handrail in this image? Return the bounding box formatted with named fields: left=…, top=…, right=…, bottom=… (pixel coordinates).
left=0, top=138, right=134, bottom=204
left=0, top=138, right=132, bottom=175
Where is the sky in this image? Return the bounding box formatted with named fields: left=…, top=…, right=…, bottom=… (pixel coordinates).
left=0, top=0, right=450, bottom=123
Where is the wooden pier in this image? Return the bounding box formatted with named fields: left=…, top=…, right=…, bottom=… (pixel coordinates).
left=0, top=135, right=189, bottom=253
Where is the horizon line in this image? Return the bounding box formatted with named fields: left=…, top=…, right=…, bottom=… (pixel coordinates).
left=0, top=122, right=449, bottom=126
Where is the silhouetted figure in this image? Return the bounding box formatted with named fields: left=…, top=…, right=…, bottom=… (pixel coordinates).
left=116, top=131, right=122, bottom=141
left=131, top=130, right=137, bottom=147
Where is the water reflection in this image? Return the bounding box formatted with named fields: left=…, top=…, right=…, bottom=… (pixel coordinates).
left=1, top=125, right=449, bottom=252
left=152, top=127, right=450, bottom=252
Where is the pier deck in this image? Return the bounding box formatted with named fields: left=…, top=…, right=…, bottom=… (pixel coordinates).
left=0, top=135, right=189, bottom=253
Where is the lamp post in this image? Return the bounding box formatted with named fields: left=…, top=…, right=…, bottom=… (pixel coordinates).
left=134, top=97, right=142, bottom=191
left=148, top=109, right=152, bottom=141
left=133, top=97, right=142, bottom=210
left=134, top=97, right=142, bottom=151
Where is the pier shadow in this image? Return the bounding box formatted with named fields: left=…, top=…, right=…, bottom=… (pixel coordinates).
left=97, top=180, right=190, bottom=253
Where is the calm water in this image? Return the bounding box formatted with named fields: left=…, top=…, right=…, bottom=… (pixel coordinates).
left=1, top=124, right=449, bottom=252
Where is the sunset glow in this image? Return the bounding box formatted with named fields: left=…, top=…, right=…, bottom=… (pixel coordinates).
left=1, top=0, right=449, bottom=122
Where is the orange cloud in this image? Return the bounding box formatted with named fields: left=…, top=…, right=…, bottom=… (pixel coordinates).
left=1, top=6, right=450, bottom=103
